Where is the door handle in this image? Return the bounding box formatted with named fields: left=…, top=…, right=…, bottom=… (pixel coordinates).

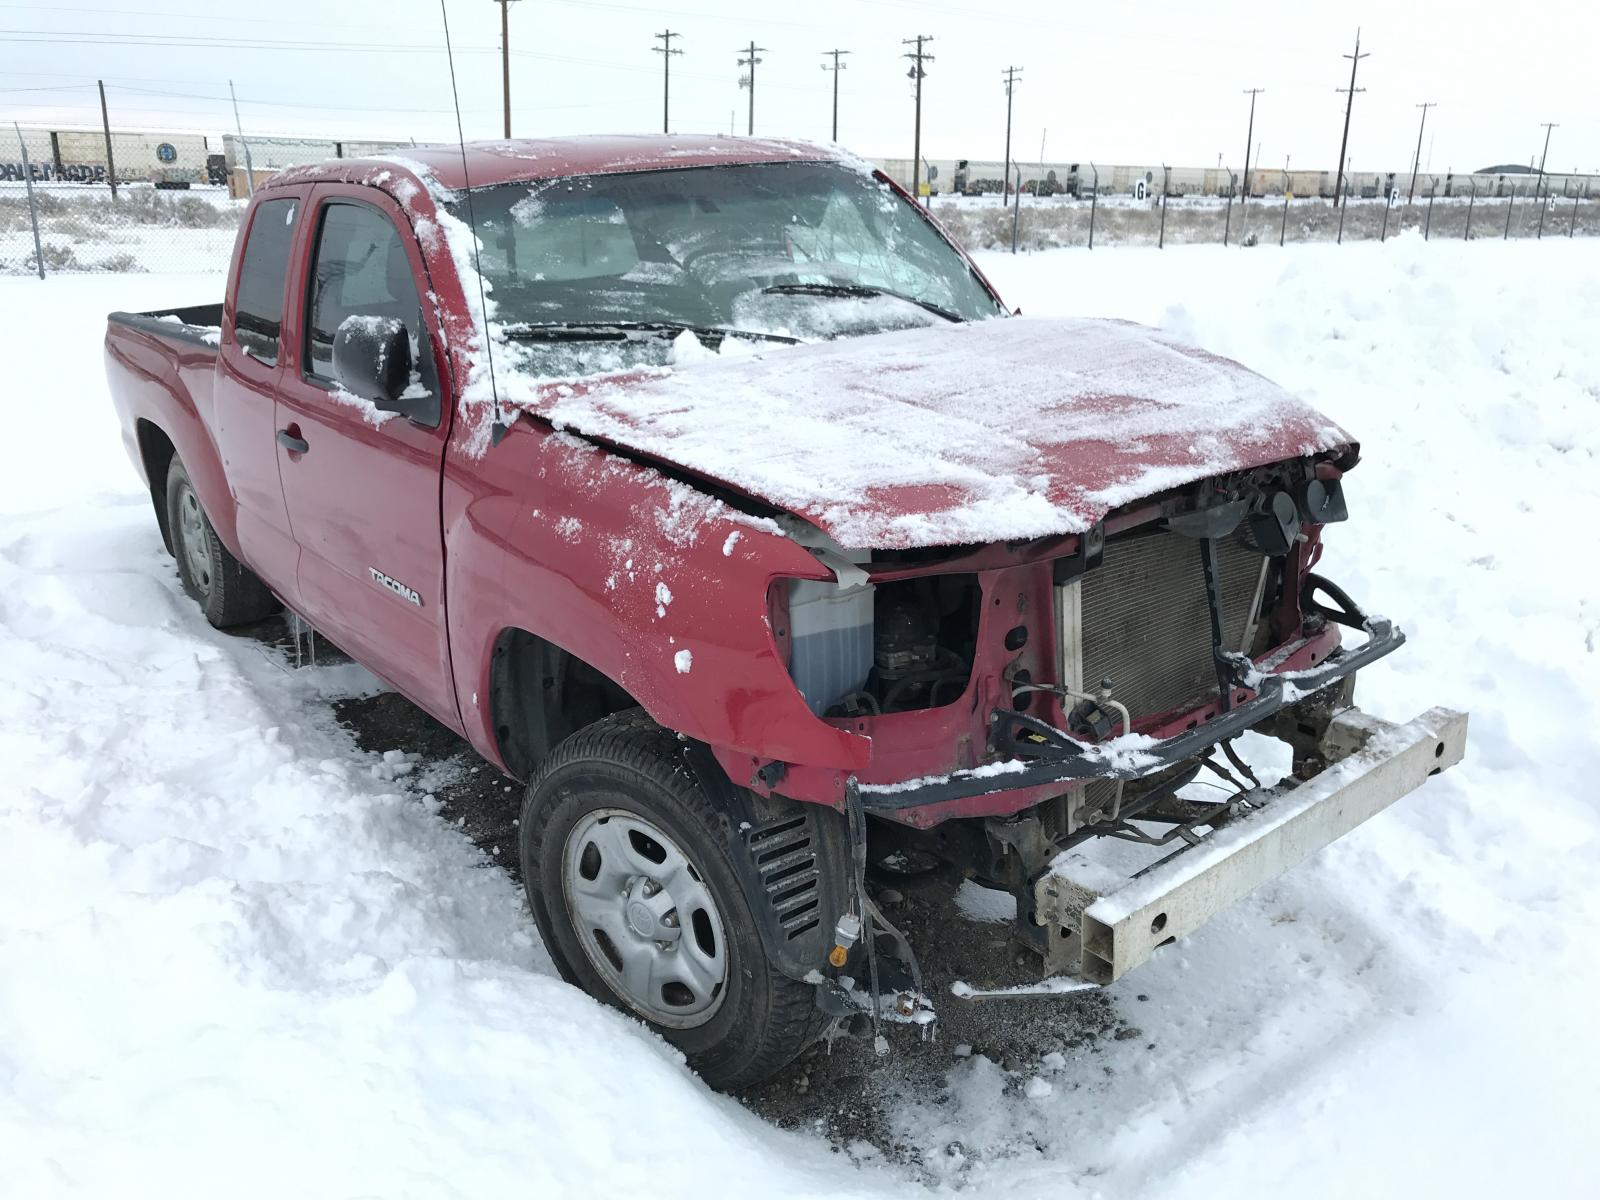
left=276, top=429, right=309, bottom=454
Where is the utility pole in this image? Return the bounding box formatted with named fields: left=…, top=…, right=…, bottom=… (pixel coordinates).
left=97, top=79, right=118, bottom=200
left=1332, top=29, right=1368, bottom=208
left=1408, top=102, right=1436, bottom=203
left=821, top=49, right=850, bottom=142
left=737, top=41, right=767, bottom=136
left=492, top=0, right=518, bottom=139
left=903, top=35, right=934, bottom=205
left=654, top=30, right=683, bottom=134
left=1536, top=121, right=1558, bottom=237
left=1241, top=87, right=1263, bottom=208
left=1001, top=65, right=1023, bottom=200
left=227, top=79, right=254, bottom=198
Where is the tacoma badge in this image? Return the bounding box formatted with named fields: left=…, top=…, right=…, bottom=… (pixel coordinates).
left=369, top=567, right=421, bottom=606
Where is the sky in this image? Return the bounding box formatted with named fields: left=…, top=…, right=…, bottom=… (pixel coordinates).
left=3, top=0, right=1598, bottom=175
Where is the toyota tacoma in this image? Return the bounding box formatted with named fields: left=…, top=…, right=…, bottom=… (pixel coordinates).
left=104, top=135, right=1466, bottom=1089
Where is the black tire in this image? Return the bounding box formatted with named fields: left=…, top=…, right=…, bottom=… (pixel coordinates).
left=164, top=456, right=278, bottom=628
left=521, top=710, right=826, bottom=1090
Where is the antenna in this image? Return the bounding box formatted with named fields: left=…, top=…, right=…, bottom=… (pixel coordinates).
left=438, top=0, right=505, bottom=444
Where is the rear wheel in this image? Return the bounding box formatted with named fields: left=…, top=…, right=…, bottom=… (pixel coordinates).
left=521, top=711, right=826, bottom=1089
left=164, top=456, right=278, bottom=628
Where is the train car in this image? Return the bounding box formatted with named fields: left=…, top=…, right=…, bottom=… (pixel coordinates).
left=15, top=127, right=214, bottom=185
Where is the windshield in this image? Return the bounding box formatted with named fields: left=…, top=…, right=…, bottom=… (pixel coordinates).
left=449, top=161, right=1004, bottom=373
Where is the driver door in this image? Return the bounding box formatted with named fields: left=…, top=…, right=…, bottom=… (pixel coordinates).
left=274, top=182, right=460, bottom=730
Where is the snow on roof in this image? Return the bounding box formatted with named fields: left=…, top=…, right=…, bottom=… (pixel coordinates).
left=268, top=134, right=840, bottom=194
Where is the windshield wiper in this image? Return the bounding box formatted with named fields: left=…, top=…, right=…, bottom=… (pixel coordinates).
left=759, top=283, right=963, bottom=324
left=501, top=321, right=800, bottom=346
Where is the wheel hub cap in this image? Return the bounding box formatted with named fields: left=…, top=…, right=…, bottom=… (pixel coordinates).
left=177, top=483, right=213, bottom=594
left=562, top=809, right=728, bottom=1029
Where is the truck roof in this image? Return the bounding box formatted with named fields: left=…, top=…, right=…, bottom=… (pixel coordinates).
left=264, top=134, right=842, bottom=194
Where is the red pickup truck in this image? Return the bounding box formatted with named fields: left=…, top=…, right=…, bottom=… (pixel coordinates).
left=105, top=135, right=1465, bottom=1089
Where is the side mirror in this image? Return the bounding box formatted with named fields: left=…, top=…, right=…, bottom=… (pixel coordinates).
left=333, top=314, right=421, bottom=415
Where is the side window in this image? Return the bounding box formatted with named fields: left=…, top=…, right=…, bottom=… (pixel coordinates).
left=304, top=202, right=426, bottom=385
left=234, top=196, right=298, bottom=365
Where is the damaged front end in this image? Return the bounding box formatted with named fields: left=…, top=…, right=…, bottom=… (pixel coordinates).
left=777, top=458, right=1468, bottom=1028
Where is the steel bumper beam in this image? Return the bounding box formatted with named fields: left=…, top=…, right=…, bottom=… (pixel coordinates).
left=1035, top=705, right=1469, bottom=985
left=855, top=617, right=1407, bottom=812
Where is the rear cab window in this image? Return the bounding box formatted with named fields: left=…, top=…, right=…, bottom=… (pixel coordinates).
left=233, top=196, right=299, bottom=365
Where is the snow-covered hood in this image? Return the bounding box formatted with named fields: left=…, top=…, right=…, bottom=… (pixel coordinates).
left=528, top=315, right=1352, bottom=550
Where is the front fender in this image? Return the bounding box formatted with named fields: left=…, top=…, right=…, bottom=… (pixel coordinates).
left=444, top=420, right=870, bottom=775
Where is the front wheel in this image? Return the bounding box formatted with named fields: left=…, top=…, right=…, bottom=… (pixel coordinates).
left=520, top=711, right=826, bottom=1089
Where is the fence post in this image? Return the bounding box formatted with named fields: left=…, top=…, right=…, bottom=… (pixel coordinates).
left=1223, top=167, right=1233, bottom=247
left=239, top=137, right=257, bottom=198
left=1465, top=178, right=1475, bottom=240
left=1158, top=165, right=1169, bottom=249
left=1572, top=183, right=1582, bottom=238
left=15, top=123, right=46, bottom=280
left=1380, top=187, right=1391, bottom=242
left=97, top=79, right=118, bottom=200
left=1010, top=166, right=1022, bottom=254
left=1279, top=167, right=1289, bottom=247
left=1425, top=179, right=1435, bottom=240
left=1504, top=185, right=1516, bottom=239
left=1087, top=162, right=1098, bottom=250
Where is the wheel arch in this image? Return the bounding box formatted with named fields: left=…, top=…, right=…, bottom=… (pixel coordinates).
left=488, top=625, right=642, bottom=783
left=135, top=418, right=179, bottom=555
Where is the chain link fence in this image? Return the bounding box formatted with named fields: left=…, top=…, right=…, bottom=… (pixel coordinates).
left=2, top=127, right=239, bottom=276
left=1, top=128, right=412, bottom=278
left=930, top=172, right=1600, bottom=252
left=5, top=121, right=1598, bottom=275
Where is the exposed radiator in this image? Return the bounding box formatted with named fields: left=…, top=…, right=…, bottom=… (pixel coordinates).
left=1055, top=526, right=1267, bottom=828
left=1072, top=526, right=1267, bottom=723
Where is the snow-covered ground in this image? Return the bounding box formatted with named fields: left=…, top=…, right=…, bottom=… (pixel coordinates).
left=3, top=235, right=1597, bottom=1198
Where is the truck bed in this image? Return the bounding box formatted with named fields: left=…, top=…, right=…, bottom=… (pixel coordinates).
left=107, top=303, right=224, bottom=349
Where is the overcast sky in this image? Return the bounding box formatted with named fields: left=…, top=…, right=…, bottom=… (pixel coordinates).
left=5, top=0, right=1597, bottom=175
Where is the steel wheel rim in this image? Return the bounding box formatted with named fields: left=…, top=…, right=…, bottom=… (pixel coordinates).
left=177, top=482, right=213, bottom=595
left=562, top=807, right=728, bottom=1028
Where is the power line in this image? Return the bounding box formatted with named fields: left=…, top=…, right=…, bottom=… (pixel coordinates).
left=492, top=0, right=520, bottom=139
left=542, top=0, right=811, bottom=31
left=1241, top=87, right=1263, bottom=208
left=1535, top=121, right=1558, bottom=237
left=1408, top=102, right=1436, bottom=203
left=653, top=30, right=682, bottom=134
left=821, top=49, right=849, bottom=144
left=736, top=41, right=766, bottom=136
left=902, top=34, right=933, bottom=205
left=0, top=29, right=502, bottom=53
left=111, top=83, right=481, bottom=115
left=1332, top=27, right=1368, bottom=209
left=1001, top=65, right=1022, bottom=200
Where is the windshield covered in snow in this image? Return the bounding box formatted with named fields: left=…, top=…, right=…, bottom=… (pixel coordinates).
left=450, top=161, right=1004, bottom=371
